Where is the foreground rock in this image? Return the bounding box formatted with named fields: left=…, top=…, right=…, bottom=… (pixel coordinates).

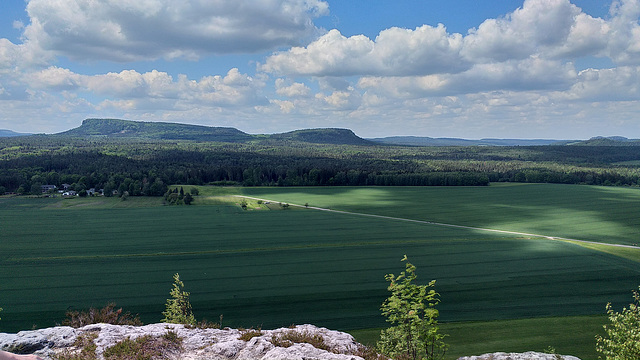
left=458, top=352, right=581, bottom=360
left=0, top=323, right=367, bottom=360
left=0, top=324, right=582, bottom=360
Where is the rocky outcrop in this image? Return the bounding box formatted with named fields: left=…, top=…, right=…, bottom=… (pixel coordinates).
left=0, top=323, right=367, bottom=360
left=458, top=352, right=581, bottom=360
left=0, top=324, right=583, bottom=360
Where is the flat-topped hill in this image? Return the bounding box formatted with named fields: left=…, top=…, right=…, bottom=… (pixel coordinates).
left=54, top=119, right=374, bottom=145
left=270, top=128, right=375, bottom=145
left=57, top=118, right=254, bottom=142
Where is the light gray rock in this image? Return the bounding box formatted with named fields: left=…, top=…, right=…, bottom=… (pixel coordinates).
left=1, top=324, right=583, bottom=360
left=0, top=324, right=365, bottom=360
left=457, top=351, right=582, bottom=360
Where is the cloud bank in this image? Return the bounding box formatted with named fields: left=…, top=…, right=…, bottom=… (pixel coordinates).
left=23, top=0, right=329, bottom=61
left=1, top=0, right=640, bottom=138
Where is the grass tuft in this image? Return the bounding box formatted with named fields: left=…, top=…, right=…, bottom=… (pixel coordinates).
left=238, top=328, right=263, bottom=341
left=269, top=329, right=330, bottom=351
left=184, top=319, right=220, bottom=329
left=53, top=331, right=182, bottom=360
left=53, top=332, right=99, bottom=360
left=102, top=332, right=182, bottom=360
left=350, top=344, right=388, bottom=360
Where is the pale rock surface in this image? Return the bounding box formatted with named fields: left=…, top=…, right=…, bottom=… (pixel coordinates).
left=457, top=351, right=582, bottom=360
left=0, top=323, right=366, bottom=360
left=0, top=324, right=583, bottom=360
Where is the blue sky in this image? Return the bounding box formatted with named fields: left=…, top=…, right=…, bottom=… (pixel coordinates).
left=0, top=0, right=639, bottom=139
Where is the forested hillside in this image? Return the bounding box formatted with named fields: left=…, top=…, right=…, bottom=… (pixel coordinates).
left=59, top=118, right=254, bottom=142
left=1, top=119, right=639, bottom=196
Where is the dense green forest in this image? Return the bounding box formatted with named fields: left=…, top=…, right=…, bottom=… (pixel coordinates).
left=1, top=119, right=640, bottom=196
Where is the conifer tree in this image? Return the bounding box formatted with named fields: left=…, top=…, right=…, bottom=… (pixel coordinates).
left=162, top=273, right=196, bottom=325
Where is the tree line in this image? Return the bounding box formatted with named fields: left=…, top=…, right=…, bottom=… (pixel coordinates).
left=1, top=137, right=640, bottom=196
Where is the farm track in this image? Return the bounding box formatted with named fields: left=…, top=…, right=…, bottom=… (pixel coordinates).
left=235, top=195, right=640, bottom=251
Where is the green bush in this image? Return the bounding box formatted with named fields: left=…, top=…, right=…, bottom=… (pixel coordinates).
left=161, top=273, right=196, bottom=325
left=596, top=286, right=640, bottom=360
left=377, top=255, right=447, bottom=360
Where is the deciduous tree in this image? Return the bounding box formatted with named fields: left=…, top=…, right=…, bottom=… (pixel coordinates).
left=596, top=286, right=640, bottom=360
left=377, top=255, right=447, bottom=360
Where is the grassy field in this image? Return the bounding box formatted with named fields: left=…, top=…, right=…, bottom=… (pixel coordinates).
left=351, top=315, right=608, bottom=360
left=1, top=184, right=639, bottom=360
left=239, top=183, right=640, bottom=246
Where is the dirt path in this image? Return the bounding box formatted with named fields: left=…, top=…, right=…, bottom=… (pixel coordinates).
left=235, top=195, right=640, bottom=250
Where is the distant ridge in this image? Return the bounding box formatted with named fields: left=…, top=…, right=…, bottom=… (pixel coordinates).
left=57, top=118, right=253, bottom=142
left=27, top=118, right=640, bottom=147
left=0, top=129, right=31, bottom=137
left=570, top=136, right=640, bottom=146
left=369, top=136, right=569, bottom=146
left=271, top=128, right=375, bottom=145
left=53, top=119, right=375, bottom=145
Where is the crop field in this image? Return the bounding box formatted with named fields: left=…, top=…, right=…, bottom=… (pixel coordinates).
left=240, top=183, right=640, bottom=246
left=1, top=184, right=639, bottom=359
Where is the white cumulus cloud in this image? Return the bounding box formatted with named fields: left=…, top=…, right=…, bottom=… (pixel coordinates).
left=263, top=0, right=640, bottom=78
left=461, top=0, right=583, bottom=61
left=22, top=0, right=329, bottom=61
left=275, top=79, right=311, bottom=97
left=262, top=25, right=467, bottom=76
left=25, top=66, right=267, bottom=109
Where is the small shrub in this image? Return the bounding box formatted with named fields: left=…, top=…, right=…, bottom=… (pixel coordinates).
left=162, top=331, right=182, bottom=346
left=102, top=332, right=182, bottom=360
left=544, top=346, right=563, bottom=360
left=63, top=303, right=142, bottom=328
left=102, top=335, right=141, bottom=360
left=238, top=328, right=263, bottom=341
left=53, top=332, right=98, bottom=360
left=351, top=344, right=388, bottom=360
left=270, top=329, right=330, bottom=351
left=184, top=318, right=220, bottom=330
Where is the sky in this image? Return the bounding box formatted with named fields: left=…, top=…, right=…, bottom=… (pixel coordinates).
left=0, top=0, right=639, bottom=139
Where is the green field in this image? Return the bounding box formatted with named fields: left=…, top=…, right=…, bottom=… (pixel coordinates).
left=351, top=315, right=608, bottom=360
left=240, top=183, right=640, bottom=246
left=1, top=184, right=639, bottom=360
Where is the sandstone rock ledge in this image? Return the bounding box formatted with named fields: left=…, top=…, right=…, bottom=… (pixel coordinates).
left=0, top=324, right=364, bottom=360
left=0, top=323, right=582, bottom=360
left=458, top=352, right=581, bottom=360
